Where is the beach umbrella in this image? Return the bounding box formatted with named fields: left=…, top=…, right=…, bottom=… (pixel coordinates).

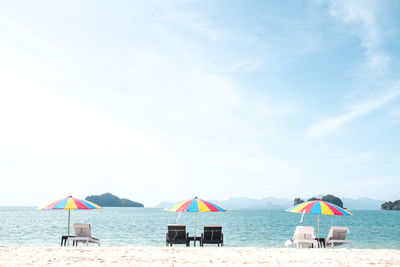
left=167, top=196, right=226, bottom=246
left=287, top=199, right=352, bottom=239
left=38, top=196, right=102, bottom=236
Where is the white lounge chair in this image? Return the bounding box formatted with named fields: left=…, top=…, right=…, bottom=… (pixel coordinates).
left=285, top=226, right=318, bottom=248
left=326, top=226, right=352, bottom=248
left=68, top=223, right=100, bottom=246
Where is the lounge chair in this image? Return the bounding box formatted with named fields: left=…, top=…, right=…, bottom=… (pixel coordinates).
left=285, top=226, right=318, bottom=248
left=200, top=225, right=223, bottom=247
left=68, top=223, right=100, bottom=246
left=326, top=226, right=352, bottom=248
left=166, top=225, right=190, bottom=246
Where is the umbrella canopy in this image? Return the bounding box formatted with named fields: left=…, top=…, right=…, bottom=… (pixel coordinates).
left=287, top=199, right=352, bottom=216
left=38, top=196, right=102, bottom=236
left=168, top=196, right=226, bottom=212
left=167, top=197, right=226, bottom=246
left=287, top=199, right=352, bottom=240
left=39, top=196, right=102, bottom=210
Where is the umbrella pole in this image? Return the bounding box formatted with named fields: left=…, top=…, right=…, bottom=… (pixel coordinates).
left=194, top=213, right=197, bottom=247
left=317, top=214, right=320, bottom=239
left=68, top=210, right=71, bottom=236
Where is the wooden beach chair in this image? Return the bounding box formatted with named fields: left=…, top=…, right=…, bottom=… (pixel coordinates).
left=200, top=225, right=223, bottom=247
left=68, top=223, right=100, bottom=246
left=326, top=226, right=352, bottom=248
left=285, top=226, right=318, bottom=248
left=166, top=225, right=190, bottom=246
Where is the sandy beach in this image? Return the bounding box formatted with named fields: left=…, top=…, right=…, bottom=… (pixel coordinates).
left=0, top=246, right=399, bottom=266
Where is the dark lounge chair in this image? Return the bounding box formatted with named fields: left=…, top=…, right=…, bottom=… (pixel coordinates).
left=200, top=225, right=223, bottom=247
left=166, top=225, right=190, bottom=246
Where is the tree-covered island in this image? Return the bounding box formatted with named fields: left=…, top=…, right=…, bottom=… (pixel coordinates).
left=86, top=193, right=144, bottom=207
left=381, top=200, right=400, bottom=210
left=293, top=194, right=344, bottom=207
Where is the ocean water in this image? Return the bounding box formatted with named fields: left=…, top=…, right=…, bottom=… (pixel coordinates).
left=0, top=207, right=399, bottom=248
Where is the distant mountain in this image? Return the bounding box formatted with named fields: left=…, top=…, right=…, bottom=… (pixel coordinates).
left=154, top=201, right=175, bottom=209
left=153, top=196, right=385, bottom=210
left=210, top=197, right=292, bottom=210
left=86, top=193, right=144, bottom=207
left=294, top=196, right=384, bottom=210
left=153, top=198, right=291, bottom=210
left=342, top=197, right=384, bottom=210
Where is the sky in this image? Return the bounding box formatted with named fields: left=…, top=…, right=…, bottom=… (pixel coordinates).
left=1, top=0, right=400, bottom=207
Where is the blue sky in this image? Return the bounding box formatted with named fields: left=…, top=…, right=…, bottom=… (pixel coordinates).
left=1, top=0, right=400, bottom=206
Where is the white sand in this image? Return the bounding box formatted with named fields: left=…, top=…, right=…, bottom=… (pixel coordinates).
left=0, top=246, right=399, bottom=266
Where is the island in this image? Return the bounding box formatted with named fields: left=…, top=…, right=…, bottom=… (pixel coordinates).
left=293, top=194, right=344, bottom=207
left=381, top=200, right=400, bottom=210
left=86, top=193, right=144, bottom=207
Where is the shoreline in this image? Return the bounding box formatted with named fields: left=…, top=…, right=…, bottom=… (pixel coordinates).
left=1, top=246, right=399, bottom=266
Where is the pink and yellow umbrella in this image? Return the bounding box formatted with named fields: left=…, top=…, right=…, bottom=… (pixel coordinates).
left=168, top=196, right=226, bottom=246
left=38, top=196, right=102, bottom=236
left=287, top=199, right=352, bottom=238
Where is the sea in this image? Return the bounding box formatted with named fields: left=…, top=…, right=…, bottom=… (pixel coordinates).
left=0, top=207, right=399, bottom=248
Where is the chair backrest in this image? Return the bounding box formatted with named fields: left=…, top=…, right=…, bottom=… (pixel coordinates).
left=73, top=223, right=92, bottom=238
left=203, top=225, right=222, bottom=240
left=327, top=226, right=349, bottom=241
left=167, top=225, right=187, bottom=240
left=293, top=226, right=315, bottom=240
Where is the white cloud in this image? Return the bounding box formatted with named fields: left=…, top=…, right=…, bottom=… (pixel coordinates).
left=0, top=6, right=303, bottom=206
left=232, top=59, right=265, bottom=73
left=329, top=0, right=380, bottom=51
left=305, top=0, right=400, bottom=138
left=335, top=152, right=373, bottom=163
left=2, top=0, right=398, bottom=205
left=329, top=0, right=395, bottom=86
left=154, top=1, right=223, bottom=41
left=305, top=83, right=400, bottom=138
left=389, top=107, right=400, bottom=123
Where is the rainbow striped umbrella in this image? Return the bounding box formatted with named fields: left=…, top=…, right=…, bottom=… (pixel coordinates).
left=287, top=199, right=352, bottom=238
left=38, top=196, right=102, bottom=236
left=168, top=197, right=226, bottom=246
